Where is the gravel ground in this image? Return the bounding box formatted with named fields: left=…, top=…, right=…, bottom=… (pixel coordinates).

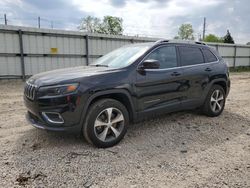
left=0, top=72, right=250, bottom=188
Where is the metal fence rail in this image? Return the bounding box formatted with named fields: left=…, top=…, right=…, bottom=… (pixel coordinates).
left=208, top=42, right=250, bottom=68
left=0, top=25, right=250, bottom=79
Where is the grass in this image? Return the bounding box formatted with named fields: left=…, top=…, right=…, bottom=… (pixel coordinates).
left=229, top=66, right=250, bottom=72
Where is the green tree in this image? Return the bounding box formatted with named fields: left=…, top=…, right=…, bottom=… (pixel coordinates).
left=78, top=16, right=101, bottom=33
left=224, top=30, right=235, bottom=44
left=204, top=34, right=224, bottom=43
left=177, top=24, right=194, bottom=40
left=99, top=16, right=123, bottom=35
left=78, top=15, right=123, bottom=35
left=246, top=42, right=250, bottom=45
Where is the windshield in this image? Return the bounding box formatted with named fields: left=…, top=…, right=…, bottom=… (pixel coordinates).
left=91, top=44, right=150, bottom=68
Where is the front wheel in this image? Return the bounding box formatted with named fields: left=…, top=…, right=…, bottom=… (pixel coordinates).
left=202, top=85, right=226, bottom=117
left=83, top=99, right=129, bottom=148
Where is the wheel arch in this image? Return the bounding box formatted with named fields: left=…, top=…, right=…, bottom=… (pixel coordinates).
left=211, top=79, right=228, bottom=95
left=201, top=78, right=229, bottom=103
left=80, top=89, right=136, bottom=126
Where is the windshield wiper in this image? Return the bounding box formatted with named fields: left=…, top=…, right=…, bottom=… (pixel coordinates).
left=91, top=64, right=109, bottom=67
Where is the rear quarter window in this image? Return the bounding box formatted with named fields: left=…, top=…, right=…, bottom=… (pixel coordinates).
left=179, top=46, right=204, bottom=66
left=203, top=49, right=218, bottom=62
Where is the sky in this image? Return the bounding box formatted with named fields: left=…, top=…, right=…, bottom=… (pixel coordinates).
left=0, top=0, right=249, bottom=44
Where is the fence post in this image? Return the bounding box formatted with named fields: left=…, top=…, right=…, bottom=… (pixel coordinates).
left=85, top=35, right=89, bottom=66
left=233, top=45, right=237, bottom=68
left=18, top=29, right=25, bottom=81
left=215, top=44, right=218, bottom=52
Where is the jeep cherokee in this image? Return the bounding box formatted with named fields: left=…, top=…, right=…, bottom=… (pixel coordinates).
left=24, top=40, right=230, bottom=148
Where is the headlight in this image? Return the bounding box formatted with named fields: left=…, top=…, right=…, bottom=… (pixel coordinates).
left=38, top=83, right=79, bottom=98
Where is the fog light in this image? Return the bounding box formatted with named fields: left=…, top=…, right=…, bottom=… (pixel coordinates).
left=41, top=112, right=64, bottom=124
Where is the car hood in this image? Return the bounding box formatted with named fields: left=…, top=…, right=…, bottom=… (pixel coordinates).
left=27, top=66, right=114, bottom=86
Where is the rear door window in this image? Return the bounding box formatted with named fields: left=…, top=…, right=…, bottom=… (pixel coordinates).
left=179, top=46, right=204, bottom=66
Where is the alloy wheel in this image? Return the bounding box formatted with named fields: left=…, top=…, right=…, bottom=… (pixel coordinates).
left=94, top=107, right=125, bottom=142
left=210, top=89, right=224, bottom=113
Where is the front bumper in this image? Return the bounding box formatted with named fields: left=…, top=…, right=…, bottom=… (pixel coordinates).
left=23, top=92, right=86, bottom=132
left=26, top=111, right=81, bottom=132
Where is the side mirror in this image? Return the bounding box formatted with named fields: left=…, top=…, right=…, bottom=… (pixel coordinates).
left=139, top=59, right=160, bottom=70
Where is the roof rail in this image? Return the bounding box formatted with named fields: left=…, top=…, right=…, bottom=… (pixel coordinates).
left=194, top=41, right=207, bottom=45
left=155, top=39, right=170, bottom=44
left=154, top=39, right=207, bottom=46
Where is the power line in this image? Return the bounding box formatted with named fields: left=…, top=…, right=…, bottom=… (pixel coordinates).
left=1, top=13, right=208, bottom=39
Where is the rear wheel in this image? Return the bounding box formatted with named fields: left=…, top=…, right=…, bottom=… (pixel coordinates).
left=83, top=99, right=129, bottom=148
left=202, top=85, right=226, bottom=117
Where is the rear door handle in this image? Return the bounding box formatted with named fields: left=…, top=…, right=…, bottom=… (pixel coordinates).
left=171, top=72, right=181, bottom=76
left=205, top=68, right=212, bottom=72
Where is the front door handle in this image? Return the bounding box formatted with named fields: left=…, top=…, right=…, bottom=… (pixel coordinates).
left=205, top=68, right=212, bottom=72
left=171, top=72, right=181, bottom=76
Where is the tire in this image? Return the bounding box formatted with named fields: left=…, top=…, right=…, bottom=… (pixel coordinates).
left=202, top=84, right=226, bottom=117
left=83, top=99, right=129, bottom=148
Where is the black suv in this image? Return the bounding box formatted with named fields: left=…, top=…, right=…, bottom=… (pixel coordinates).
left=24, top=40, right=230, bottom=148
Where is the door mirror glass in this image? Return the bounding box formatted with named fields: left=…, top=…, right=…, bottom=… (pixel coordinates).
left=140, top=59, right=160, bottom=70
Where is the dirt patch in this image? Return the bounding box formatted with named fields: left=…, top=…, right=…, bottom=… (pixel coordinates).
left=0, top=73, right=250, bottom=187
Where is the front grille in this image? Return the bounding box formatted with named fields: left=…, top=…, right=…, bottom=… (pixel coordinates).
left=24, top=82, right=37, bottom=100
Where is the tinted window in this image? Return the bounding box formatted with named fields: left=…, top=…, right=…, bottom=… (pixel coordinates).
left=203, top=49, right=217, bottom=62
left=93, top=44, right=150, bottom=68
left=146, top=46, right=177, bottom=69
left=179, top=46, right=204, bottom=66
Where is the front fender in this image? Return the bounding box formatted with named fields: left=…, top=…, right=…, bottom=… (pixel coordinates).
left=79, top=89, right=136, bottom=127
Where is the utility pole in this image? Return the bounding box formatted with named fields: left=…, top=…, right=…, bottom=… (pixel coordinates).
left=38, top=16, right=40, bottom=28
left=51, top=21, right=53, bottom=29
left=4, top=14, right=7, bottom=25
left=202, top=17, right=206, bottom=41
left=198, top=33, right=202, bottom=41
